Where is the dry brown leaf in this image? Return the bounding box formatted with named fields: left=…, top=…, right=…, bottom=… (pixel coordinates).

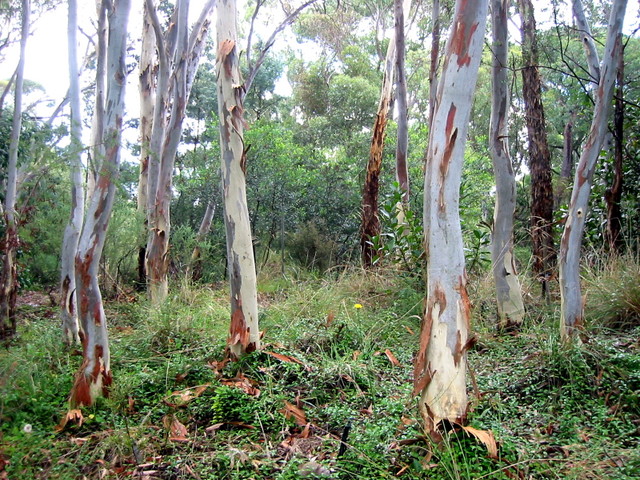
left=352, top=350, right=361, bottom=361
left=461, top=425, right=498, bottom=459
left=164, top=384, right=210, bottom=407
left=384, top=348, right=401, bottom=367
left=403, top=325, right=415, bottom=335
left=264, top=351, right=310, bottom=370
left=163, top=414, right=189, bottom=442
left=221, top=374, right=260, bottom=397
left=325, top=311, right=335, bottom=328
left=281, top=401, right=307, bottom=426
left=55, top=409, right=84, bottom=432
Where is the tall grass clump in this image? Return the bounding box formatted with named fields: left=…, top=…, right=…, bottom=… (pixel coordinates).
left=584, top=251, right=640, bottom=330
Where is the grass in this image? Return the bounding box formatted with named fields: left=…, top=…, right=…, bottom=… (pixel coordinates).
left=0, top=264, right=639, bottom=479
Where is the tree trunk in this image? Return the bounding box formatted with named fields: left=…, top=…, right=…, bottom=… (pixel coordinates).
left=518, top=0, right=556, bottom=297
left=188, top=201, right=216, bottom=282
left=0, top=0, right=29, bottom=341
left=572, top=0, right=601, bottom=83
left=414, top=0, right=488, bottom=435
left=136, top=0, right=156, bottom=290
left=395, top=0, right=410, bottom=202
left=559, top=0, right=627, bottom=338
left=70, top=0, right=131, bottom=406
left=604, top=50, right=624, bottom=253
left=555, top=111, right=576, bottom=208
left=428, top=0, right=440, bottom=129
left=217, top=0, right=260, bottom=358
left=360, top=25, right=397, bottom=267
left=87, top=0, right=107, bottom=202
left=144, top=0, right=215, bottom=304
left=490, top=0, right=525, bottom=330
left=60, top=0, right=85, bottom=345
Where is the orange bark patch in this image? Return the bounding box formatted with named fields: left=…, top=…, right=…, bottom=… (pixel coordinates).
left=413, top=285, right=447, bottom=395
left=228, top=306, right=251, bottom=350
left=450, top=3, right=480, bottom=68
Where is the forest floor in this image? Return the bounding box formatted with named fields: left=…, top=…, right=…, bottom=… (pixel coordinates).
left=0, top=265, right=639, bottom=479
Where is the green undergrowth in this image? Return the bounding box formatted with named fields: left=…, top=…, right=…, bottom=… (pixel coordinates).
left=1, top=266, right=639, bottom=479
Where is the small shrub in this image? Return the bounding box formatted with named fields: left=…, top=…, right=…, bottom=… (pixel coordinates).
left=288, top=221, right=337, bottom=272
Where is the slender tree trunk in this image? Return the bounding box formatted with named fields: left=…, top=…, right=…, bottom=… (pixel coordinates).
left=60, top=0, right=85, bottom=345
left=555, top=111, right=576, bottom=208
left=360, top=27, right=397, bottom=267
left=137, top=1, right=156, bottom=290
left=428, top=0, right=440, bottom=128
left=395, top=0, right=410, bottom=202
left=559, top=0, right=627, bottom=338
left=572, top=0, right=601, bottom=83
left=414, top=0, right=488, bottom=435
left=518, top=0, right=556, bottom=297
left=490, top=0, right=525, bottom=330
left=187, top=201, right=216, bottom=282
left=217, top=0, right=260, bottom=358
left=0, top=0, right=29, bottom=341
left=144, top=0, right=215, bottom=304
left=604, top=50, right=624, bottom=252
left=70, top=0, right=131, bottom=406
left=87, top=0, right=107, bottom=202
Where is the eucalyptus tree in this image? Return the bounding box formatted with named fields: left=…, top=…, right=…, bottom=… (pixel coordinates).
left=489, top=0, right=525, bottom=329
left=70, top=0, right=130, bottom=406
left=216, top=0, right=261, bottom=358
left=142, top=0, right=215, bottom=304
left=414, top=0, right=488, bottom=434
left=0, top=0, right=29, bottom=341
left=59, top=0, right=84, bottom=345
left=559, top=0, right=627, bottom=338
left=517, top=0, right=555, bottom=297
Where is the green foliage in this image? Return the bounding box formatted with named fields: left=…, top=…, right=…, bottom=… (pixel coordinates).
left=288, top=221, right=337, bottom=272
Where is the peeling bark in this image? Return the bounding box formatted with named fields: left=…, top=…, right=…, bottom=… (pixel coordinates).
left=0, top=0, right=29, bottom=341
left=360, top=29, right=396, bottom=268
left=70, top=0, right=131, bottom=406
left=559, top=0, right=627, bottom=338
left=417, top=0, right=488, bottom=435
left=518, top=0, right=556, bottom=296
left=187, top=201, right=216, bottom=282
left=489, top=0, right=525, bottom=330
left=217, top=0, right=260, bottom=358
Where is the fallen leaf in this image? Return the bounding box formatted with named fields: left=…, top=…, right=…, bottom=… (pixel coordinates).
left=461, top=425, right=498, bottom=459
left=163, top=414, right=189, bottom=442
left=403, top=325, right=415, bottom=335
left=281, top=401, right=307, bottom=426
left=352, top=350, right=361, bottom=361
left=164, top=384, right=210, bottom=407
left=325, top=312, right=335, bottom=328
left=264, top=351, right=310, bottom=370
left=384, top=349, right=401, bottom=367
left=221, top=374, right=260, bottom=396
left=55, top=409, right=84, bottom=432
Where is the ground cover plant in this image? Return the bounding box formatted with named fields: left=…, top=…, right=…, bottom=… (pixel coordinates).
left=1, top=263, right=639, bottom=479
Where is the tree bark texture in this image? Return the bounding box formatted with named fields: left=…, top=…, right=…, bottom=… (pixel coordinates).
left=604, top=51, right=624, bottom=252
left=559, top=0, right=627, bottom=338
left=60, top=0, right=85, bottom=345
left=489, top=0, right=525, bottom=330
left=0, top=0, right=29, bottom=341
left=70, top=0, right=131, bottom=406
left=518, top=0, right=556, bottom=294
left=555, top=111, right=576, bottom=208
left=360, top=23, right=397, bottom=267
left=415, top=0, right=488, bottom=435
left=428, top=0, right=440, bottom=129
left=217, top=0, right=261, bottom=358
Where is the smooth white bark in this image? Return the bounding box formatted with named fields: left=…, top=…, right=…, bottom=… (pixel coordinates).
left=415, top=0, right=488, bottom=433
left=217, top=0, right=260, bottom=358
left=559, top=0, right=627, bottom=337
left=489, top=0, right=525, bottom=329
